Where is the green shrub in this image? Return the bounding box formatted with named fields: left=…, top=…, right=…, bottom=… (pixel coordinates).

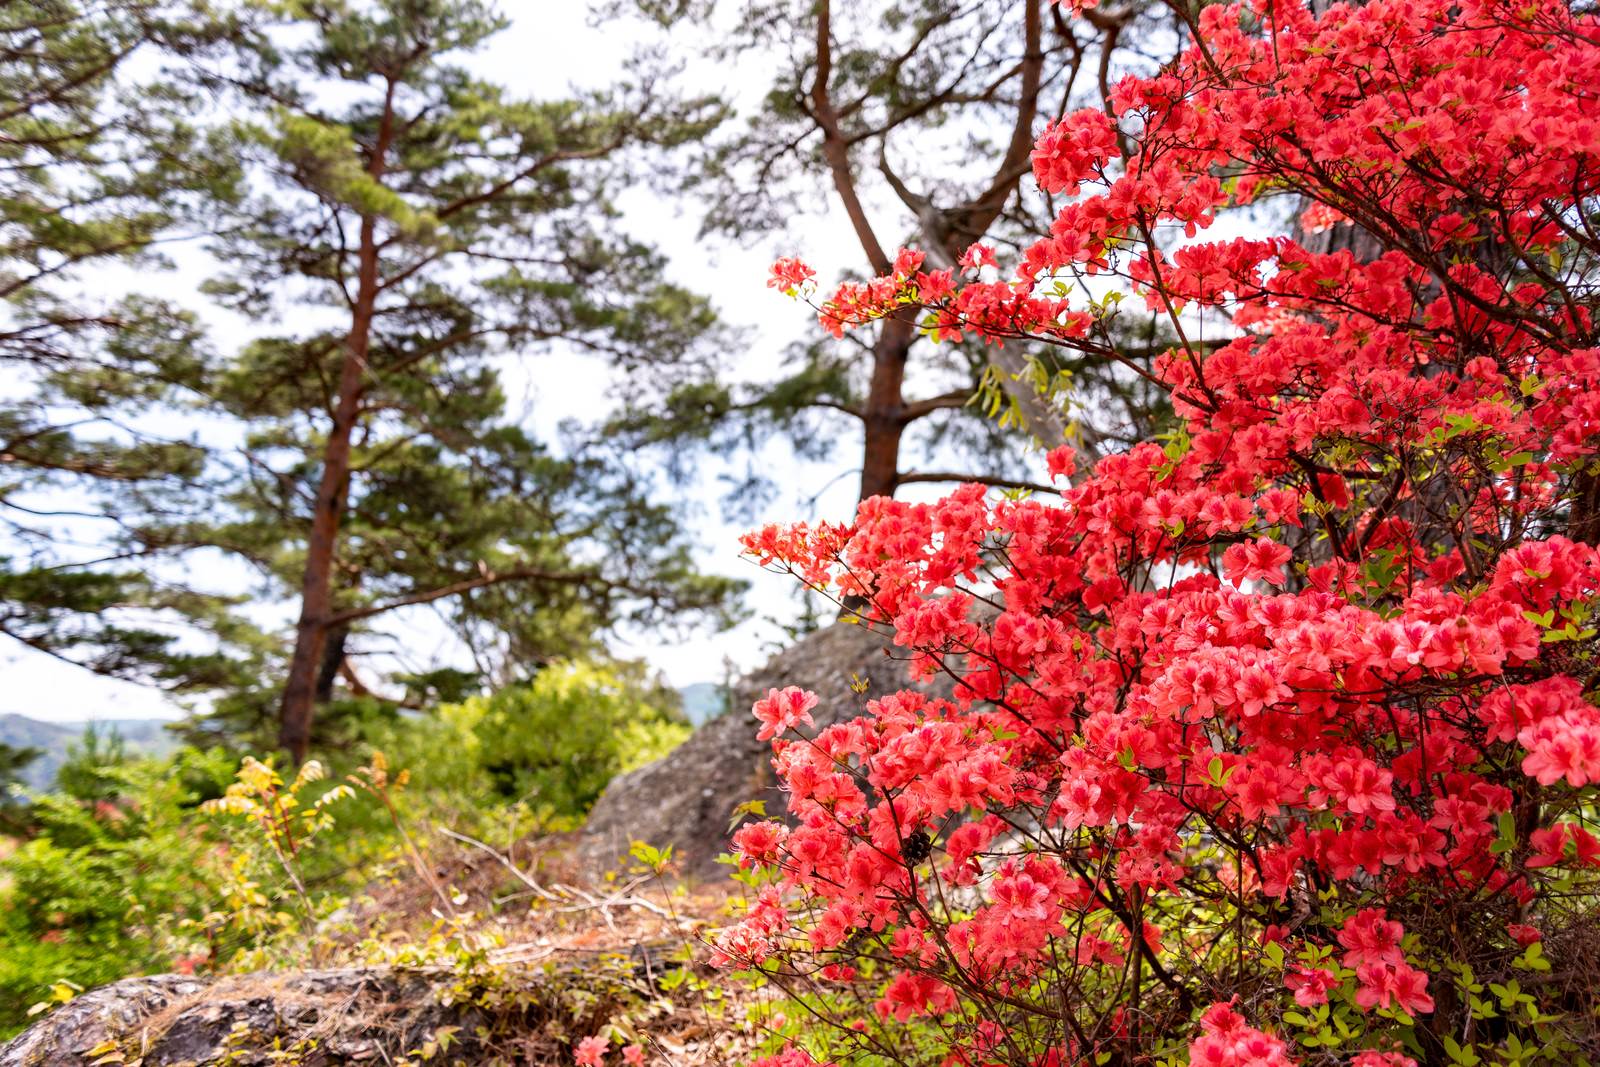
left=0, top=746, right=235, bottom=1038
left=445, top=661, right=690, bottom=817
left=0, top=663, right=685, bottom=1038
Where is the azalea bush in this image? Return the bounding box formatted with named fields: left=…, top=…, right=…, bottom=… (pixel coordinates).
left=723, top=0, right=1600, bottom=1064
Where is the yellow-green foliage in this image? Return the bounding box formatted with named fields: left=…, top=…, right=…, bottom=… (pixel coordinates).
left=443, top=661, right=690, bottom=817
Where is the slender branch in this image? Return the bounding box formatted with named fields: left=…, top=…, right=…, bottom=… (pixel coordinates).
left=810, top=0, right=891, bottom=274
left=326, top=564, right=621, bottom=627
left=964, top=0, right=1044, bottom=236
left=898, top=470, right=1061, bottom=494
left=899, top=389, right=974, bottom=422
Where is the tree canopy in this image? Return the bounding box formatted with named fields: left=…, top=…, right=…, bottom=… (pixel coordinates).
left=611, top=0, right=1182, bottom=508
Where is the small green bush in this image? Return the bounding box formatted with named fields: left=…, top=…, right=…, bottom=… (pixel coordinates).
left=0, top=745, right=235, bottom=1038
left=445, top=661, right=690, bottom=817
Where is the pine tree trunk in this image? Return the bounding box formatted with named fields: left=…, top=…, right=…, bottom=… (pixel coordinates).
left=314, top=623, right=350, bottom=704
left=858, top=316, right=913, bottom=500
left=278, top=85, right=395, bottom=763
left=278, top=261, right=374, bottom=761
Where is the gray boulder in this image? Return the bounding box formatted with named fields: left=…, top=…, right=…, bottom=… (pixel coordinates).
left=578, top=622, right=952, bottom=879
left=0, top=968, right=492, bottom=1067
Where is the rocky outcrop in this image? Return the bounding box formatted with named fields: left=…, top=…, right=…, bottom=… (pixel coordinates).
left=0, top=969, right=496, bottom=1067
left=578, top=622, right=953, bottom=879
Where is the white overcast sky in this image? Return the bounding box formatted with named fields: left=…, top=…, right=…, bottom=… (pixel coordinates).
left=3, top=1, right=953, bottom=722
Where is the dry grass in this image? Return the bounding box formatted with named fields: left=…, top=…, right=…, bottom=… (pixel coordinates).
left=292, top=828, right=777, bottom=1065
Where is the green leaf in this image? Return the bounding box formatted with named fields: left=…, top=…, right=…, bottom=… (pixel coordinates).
left=728, top=799, right=767, bottom=833
left=1491, top=811, right=1517, bottom=855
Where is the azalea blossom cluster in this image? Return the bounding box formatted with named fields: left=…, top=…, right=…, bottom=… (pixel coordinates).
left=573, top=1034, right=646, bottom=1067
left=735, top=0, right=1600, bottom=1063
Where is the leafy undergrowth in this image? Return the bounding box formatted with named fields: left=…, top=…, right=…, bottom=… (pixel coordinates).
left=11, top=808, right=783, bottom=1066
left=0, top=664, right=731, bottom=1061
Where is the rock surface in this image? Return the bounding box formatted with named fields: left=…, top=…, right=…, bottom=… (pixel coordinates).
left=578, top=621, right=952, bottom=878
left=0, top=969, right=489, bottom=1067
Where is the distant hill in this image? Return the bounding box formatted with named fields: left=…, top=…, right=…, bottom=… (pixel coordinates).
left=677, top=682, right=728, bottom=727
left=3, top=688, right=729, bottom=794
left=0, top=715, right=179, bottom=792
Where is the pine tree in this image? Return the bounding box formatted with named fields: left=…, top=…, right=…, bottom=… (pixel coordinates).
left=5, top=1, right=742, bottom=757
left=0, top=0, right=248, bottom=689
left=169, top=0, right=739, bottom=759
left=612, top=0, right=1179, bottom=505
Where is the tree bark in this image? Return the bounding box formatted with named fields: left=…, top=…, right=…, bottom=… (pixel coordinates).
left=277, top=84, right=395, bottom=763
left=277, top=269, right=373, bottom=761
left=811, top=0, right=891, bottom=277
left=859, top=315, right=914, bottom=500
left=313, top=622, right=349, bottom=704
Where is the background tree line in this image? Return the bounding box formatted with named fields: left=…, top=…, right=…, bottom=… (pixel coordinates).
left=1, top=0, right=1177, bottom=769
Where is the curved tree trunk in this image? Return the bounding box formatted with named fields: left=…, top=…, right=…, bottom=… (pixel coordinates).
left=278, top=81, right=396, bottom=763
left=278, top=294, right=369, bottom=763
